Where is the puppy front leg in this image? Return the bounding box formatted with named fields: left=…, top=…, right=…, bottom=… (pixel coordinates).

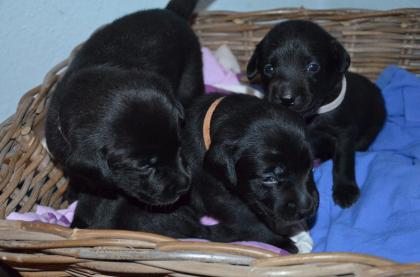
left=332, top=134, right=360, bottom=208
left=201, top=201, right=299, bottom=254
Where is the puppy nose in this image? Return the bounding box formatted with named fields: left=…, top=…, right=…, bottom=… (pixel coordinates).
left=297, top=199, right=317, bottom=218
left=280, top=95, right=295, bottom=106
left=284, top=201, right=298, bottom=216
left=284, top=201, right=315, bottom=221
left=298, top=208, right=314, bottom=219
left=287, top=202, right=296, bottom=210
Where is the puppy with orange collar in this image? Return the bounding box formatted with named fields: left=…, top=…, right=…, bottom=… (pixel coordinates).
left=67, top=93, right=318, bottom=252
left=182, top=93, right=319, bottom=253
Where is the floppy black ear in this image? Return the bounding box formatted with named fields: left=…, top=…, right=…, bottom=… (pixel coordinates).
left=246, top=46, right=260, bottom=80
left=66, top=146, right=110, bottom=185
left=331, top=39, right=351, bottom=73
left=203, top=142, right=238, bottom=187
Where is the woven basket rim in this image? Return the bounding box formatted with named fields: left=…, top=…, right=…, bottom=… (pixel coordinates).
left=2, top=219, right=419, bottom=277
left=196, top=7, right=420, bottom=17
left=1, top=7, right=420, bottom=276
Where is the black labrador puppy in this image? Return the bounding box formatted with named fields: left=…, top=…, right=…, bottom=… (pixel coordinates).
left=182, top=93, right=319, bottom=253
left=247, top=20, right=386, bottom=208
left=71, top=93, right=318, bottom=253
left=46, top=0, right=202, bottom=211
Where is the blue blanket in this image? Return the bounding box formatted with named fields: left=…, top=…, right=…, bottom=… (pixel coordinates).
left=311, top=66, right=420, bottom=263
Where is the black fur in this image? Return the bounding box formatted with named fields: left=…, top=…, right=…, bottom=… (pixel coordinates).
left=46, top=0, right=203, bottom=219
left=70, top=93, right=319, bottom=252
left=71, top=189, right=213, bottom=238
left=181, top=93, right=319, bottom=253
left=0, top=263, right=21, bottom=277
left=247, top=20, right=386, bottom=207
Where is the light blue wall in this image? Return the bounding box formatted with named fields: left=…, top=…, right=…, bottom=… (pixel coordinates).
left=1, top=0, right=420, bottom=122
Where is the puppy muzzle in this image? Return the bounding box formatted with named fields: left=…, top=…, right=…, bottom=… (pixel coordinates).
left=268, top=80, right=312, bottom=112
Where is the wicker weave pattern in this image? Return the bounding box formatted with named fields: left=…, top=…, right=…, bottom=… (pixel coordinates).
left=1, top=220, right=420, bottom=276
left=0, top=45, right=82, bottom=219
left=194, top=8, right=420, bottom=81
left=1, top=8, right=420, bottom=276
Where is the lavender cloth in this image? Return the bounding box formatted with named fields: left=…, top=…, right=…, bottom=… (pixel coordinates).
left=6, top=202, right=77, bottom=227
left=202, top=46, right=264, bottom=97
left=198, top=216, right=290, bottom=255
left=6, top=201, right=289, bottom=255
left=181, top=238, right=289, bottom=255
left=202, top=47, right=240, bottom=92
left=6, top=203, right=289, bottom=255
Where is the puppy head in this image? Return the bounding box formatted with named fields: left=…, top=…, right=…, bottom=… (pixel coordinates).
left=66, top=80, right=190, bottom=206
left=247, top=20, right=350, bottom=114
left=204, top=102, right=319, bottom=234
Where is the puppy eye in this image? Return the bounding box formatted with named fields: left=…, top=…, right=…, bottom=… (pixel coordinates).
left=149, top=156, right=158, bottom=166
left=262, top=174, right=278, bottom=186
left=306, top=63, right=320, bottom=73
left=263, top=64, right=274, bottom=76
left=274, top=165, right=284, bottom=176
left=138, top=157, right=157, bottom=174
left=138, top=164, right=152, bottom=171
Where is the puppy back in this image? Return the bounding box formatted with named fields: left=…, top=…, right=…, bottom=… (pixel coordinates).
left=166, top=0, right=198, bottom=20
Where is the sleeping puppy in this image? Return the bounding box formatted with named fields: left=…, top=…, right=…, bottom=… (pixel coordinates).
left=72, top=93, right=318, bottom=250
left=46, top=0, right=202, bottom=214
left=247, top=20, right=386, bottom=208
left=182, top=93, right=319, bottom=253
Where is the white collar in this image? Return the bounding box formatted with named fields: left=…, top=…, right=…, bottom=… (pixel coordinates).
left=317, top=76, right=347, bottom=114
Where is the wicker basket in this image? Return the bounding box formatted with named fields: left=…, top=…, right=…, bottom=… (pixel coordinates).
left=1, top=8, right=420, bottom=276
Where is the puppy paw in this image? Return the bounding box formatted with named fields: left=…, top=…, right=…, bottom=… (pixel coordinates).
left=333, top=182, right=360, bottom=208
left=70, top=216, right=89, bottom=229
left=272, top=237, right=299, bottom=254
left=281, top=240, right=299, bottom=254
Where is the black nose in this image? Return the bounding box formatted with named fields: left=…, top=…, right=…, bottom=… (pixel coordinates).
left=283, top=200, right=315, bottom=221
left=280, top=95, right=295, bottom=106
left=298, top=207, right=314, bottom=219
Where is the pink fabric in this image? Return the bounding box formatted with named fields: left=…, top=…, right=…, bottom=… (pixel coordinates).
left=6, top=202, right=289, bottom=255
left=202, top=47, right=240, bottom=93
left=198, top=215, right=289, bottom=255
left=6, top=201, right=77, bottom=227
left=200, top=215, right=220, bottom=225
left=233, top=241, right=289, bottom=255
left=181, top=238, right=289, bottom=256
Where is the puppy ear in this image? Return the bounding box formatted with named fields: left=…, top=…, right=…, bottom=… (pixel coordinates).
left=331, top=39, right=351, bottom=73
left=66, top=146, right=110, bottom=185
left=203, top=142, right=238, bottom=187
left=246, top=46, right=260, bottom=80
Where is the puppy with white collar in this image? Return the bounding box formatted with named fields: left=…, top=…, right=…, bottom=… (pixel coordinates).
left=247, top=20, right=386, bottom=208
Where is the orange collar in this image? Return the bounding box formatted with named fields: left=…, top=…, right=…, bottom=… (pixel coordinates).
left=203, top=97, right=225, bottom=150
